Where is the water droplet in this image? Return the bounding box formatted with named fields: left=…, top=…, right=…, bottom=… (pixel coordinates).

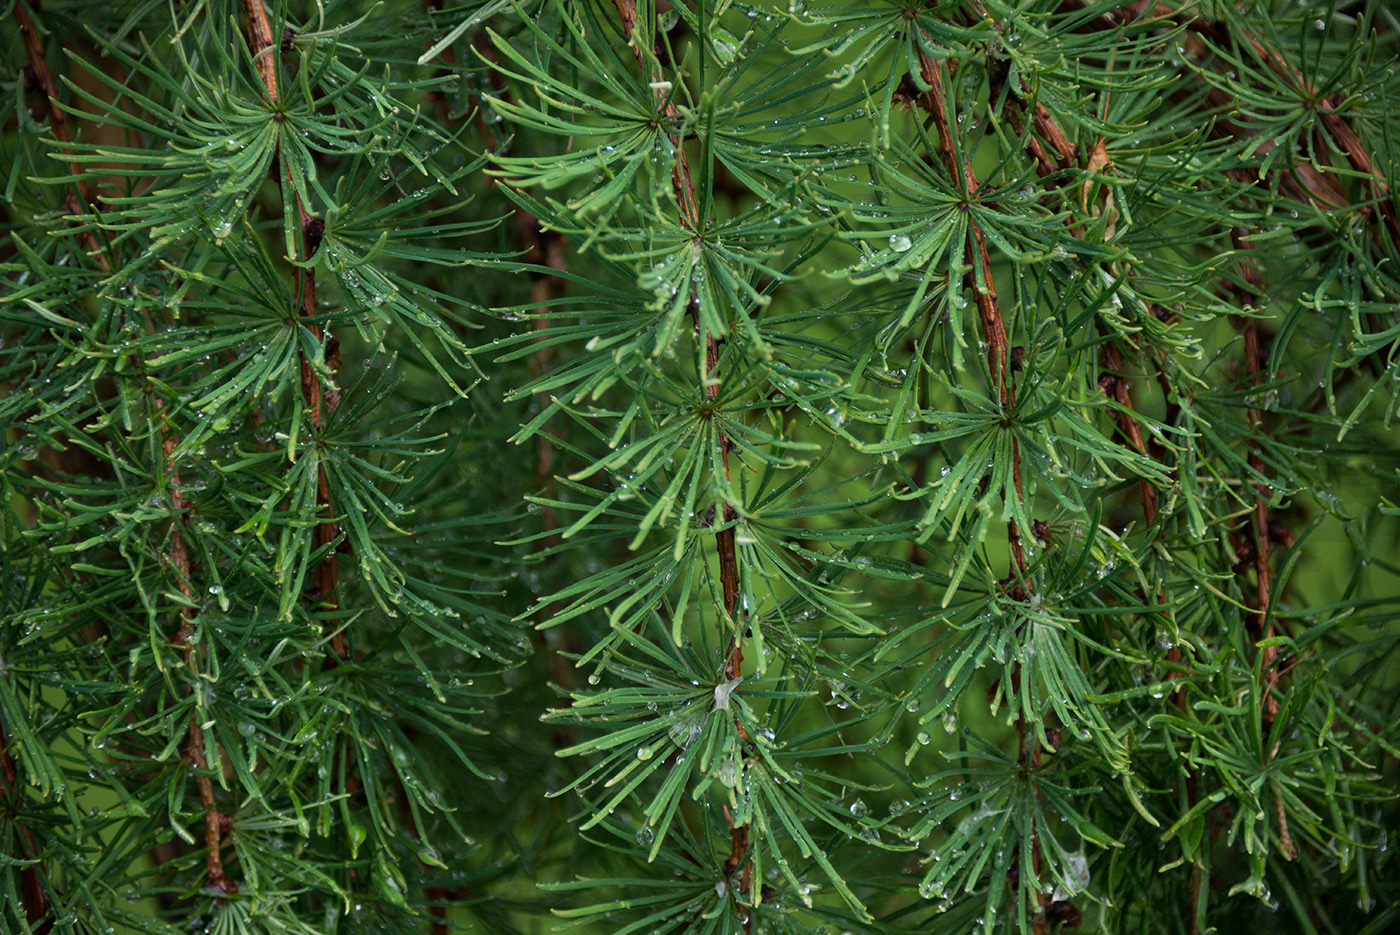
left=713, top=676, right=742, bottom=711
left=717, top=752, right=742, bottom=787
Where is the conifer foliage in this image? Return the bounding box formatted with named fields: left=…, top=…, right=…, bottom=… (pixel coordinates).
left=3, top=1, right=1400, bottom=933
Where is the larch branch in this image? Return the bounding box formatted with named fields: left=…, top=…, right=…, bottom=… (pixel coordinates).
left=242, top=0, right=344, bottom=658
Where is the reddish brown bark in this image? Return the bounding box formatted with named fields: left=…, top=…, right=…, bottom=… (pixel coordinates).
left=242, top=0, right=345, bottom=658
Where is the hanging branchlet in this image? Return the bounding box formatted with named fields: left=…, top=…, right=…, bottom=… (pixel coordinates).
left=164, top=424, right=237, bottom=896
left=242, top=0, right=345, bottom=658
left=605, top=0, right=753, bottom=914
left=14, top=0, right=98, bottom=251
left=910, top=23, right=1050, bottom=927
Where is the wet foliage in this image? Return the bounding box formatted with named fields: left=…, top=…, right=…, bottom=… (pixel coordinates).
left=3, top=1, right=1399, bottom=933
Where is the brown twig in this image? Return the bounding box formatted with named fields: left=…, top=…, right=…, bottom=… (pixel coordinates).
left=985, top=62, right=1062, bottom=179
left=165, top=433, right=237, bottom=895
left=524, top=227, right=577, bottom=712
left=0, top=731, right=53, bottom=930
left=240, top=0, right=278, bottom=100
left=1224, top=227, right=1295, bottom=864
left=16, top=2, right=82, bottom=197
left=609, top=0, right=700, bottom=230
left=15, top=0, right=105, bottom=263
left=981, top=34, right=1078, bottom=180
left=1223, top=232, right=1281, bottom=723
left=15, top=2, right=75, bottom=162
left=606, top=0, right=748, bottom=915
left=912, top=24, right=1043, bottom=928
left=1100, top=342, right=1160, bottom=525
left=18, top=0, right=233, bottom=906
left=912, top=42, right=1026, bottom=572
left=241, top=0, right=345, bottom=659
left=1237, top=29, right=1400, bottom=243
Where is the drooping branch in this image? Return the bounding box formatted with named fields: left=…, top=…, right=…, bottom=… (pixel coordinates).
left=988, top=20, right=1217, bottom=919
left=913, top=24, right=1044, bottom=929
left=242, top=0, right=345, bottom=659
left=604, top=0, right=738, bottom=653
left=1224, top=235, right=1281, bottom=700
left=164, top=422, right=237, bottom=895
left=913, top=39, right=1026, bottom=574
left=1058, top=1, right=1305, bottom=716
left=1221, top=225, right=1295, bottom=865
left=16, top=0, right=105, bottom=263
left=1099, top=342, right=1160, bottom=525
left=1071, top=0, right=1392, bottom=241
left=610, top=0, right=701, bottom=231
left=607, top=0, right=750, bottom=914
left=20, top=0, right=238, bottom=898
left=1045, top=0, right=1320, bottom=909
